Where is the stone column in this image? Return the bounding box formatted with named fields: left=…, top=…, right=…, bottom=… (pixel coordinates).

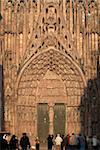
left=48, top=103, right=54, bottom=135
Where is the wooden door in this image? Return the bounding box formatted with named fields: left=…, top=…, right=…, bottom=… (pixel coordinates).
left=54, top=103, right=66, bottom=136
left=37, top=103, right=49, bottom=143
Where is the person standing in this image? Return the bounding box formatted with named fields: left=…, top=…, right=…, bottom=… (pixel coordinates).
left=20, top=133, right=31, bottom=150
left=69, top=133, right=78, bottom=150
left=92, top=135, right=98, bottom=150
left=1, top=134, right=9, bottom=150
left=47, top=134, right=54, bottom=150
left=9, top=135, right=18, bottom=150
left=61, top=135, right=64, bottom=150
left=78, top=134, right=85, bottom=150
left=35, top=137, right=40, bottom=150
left=55, top=134, right=63, bottom=150
left=63, top=135, right=69, bottom=150
left=84, top=135, right=88, bottom=150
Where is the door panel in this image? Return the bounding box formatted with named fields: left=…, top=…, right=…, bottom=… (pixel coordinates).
left=54, top=103, right=66, bottom=136
left=37, top=103, right=49, bottom=143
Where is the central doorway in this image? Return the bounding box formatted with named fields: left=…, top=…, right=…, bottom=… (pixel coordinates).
left=37, top=103, right=66, bottom=143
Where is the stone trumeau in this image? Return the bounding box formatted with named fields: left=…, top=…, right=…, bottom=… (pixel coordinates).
left=0, top=0, right=100, bottom=144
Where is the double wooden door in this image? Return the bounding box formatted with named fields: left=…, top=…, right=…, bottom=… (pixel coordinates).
left=37, top=103, right=66, bottom=143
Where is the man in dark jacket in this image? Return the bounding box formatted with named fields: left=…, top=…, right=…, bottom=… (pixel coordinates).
left=20, top=133, right=31, bottom=150
left=47, top=134, right=54, bottom=150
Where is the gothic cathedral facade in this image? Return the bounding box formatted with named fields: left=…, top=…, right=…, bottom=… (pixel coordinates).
left=0, top=0, right=100, bottom=144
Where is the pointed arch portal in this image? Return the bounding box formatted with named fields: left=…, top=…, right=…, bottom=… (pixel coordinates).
left=15, top=48, right=86, bottom=144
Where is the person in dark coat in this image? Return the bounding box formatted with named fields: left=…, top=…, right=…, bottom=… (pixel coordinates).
left=84, top=136, right=88, bottom=150
left=35, top=137, right=40, bottom=150
left=64, top=135, right=69, bottom=150
left=9, top=135, right=18, bottom=150
left=20, top=133, right=31, bottom=150
left=61, top=135, right=65, bottom=150
left=47, top=134, right=54, bottom=150
left=0, top=134, right=9, bottom=150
